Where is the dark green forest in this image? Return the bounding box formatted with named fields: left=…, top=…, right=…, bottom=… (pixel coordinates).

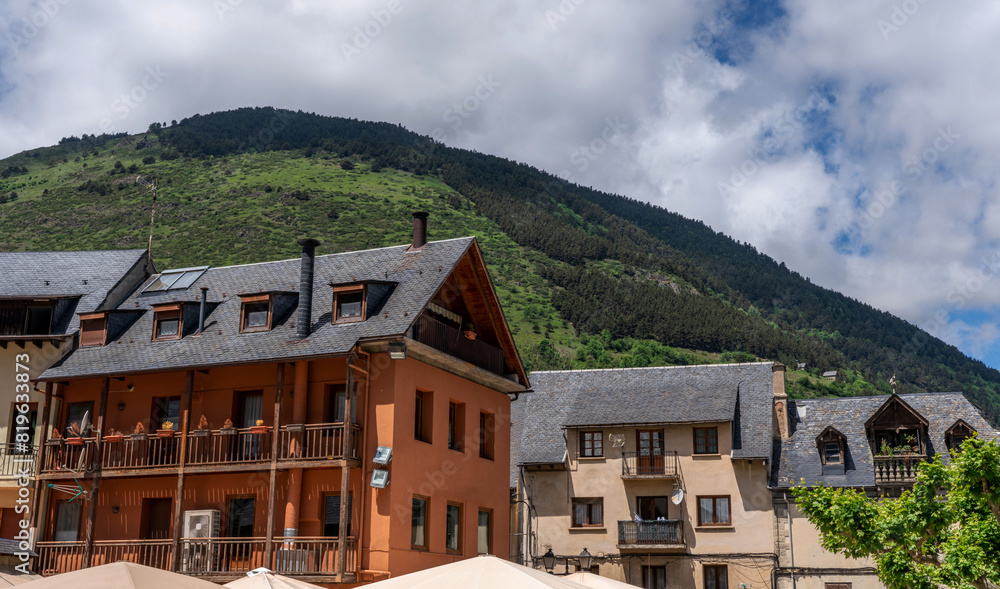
left=4, top=107, right=997, bottom=423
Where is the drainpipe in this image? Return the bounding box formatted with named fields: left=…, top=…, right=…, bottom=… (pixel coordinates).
left=283, top=360, right=310, bottom=537
left=784, top=491, right=796, bottom=589
left=295, top=239, right=321, bottom=340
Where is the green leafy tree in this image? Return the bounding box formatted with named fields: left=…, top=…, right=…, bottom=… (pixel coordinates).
left=792, top=437, right=1000, bottom=589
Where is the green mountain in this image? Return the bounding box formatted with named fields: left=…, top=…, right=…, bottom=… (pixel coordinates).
left=1, top=107, right=997, bottom=422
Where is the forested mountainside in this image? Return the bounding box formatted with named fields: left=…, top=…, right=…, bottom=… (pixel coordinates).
left=1, top=107, right=997, bottom=423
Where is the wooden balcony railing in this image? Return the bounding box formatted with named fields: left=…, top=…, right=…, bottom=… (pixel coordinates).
left=37, top=537, right=357, bottom=578
left=621, top=451, right=679, bottom=478
left=874, top=454, right=925, bottom=486
left=413, top=314, right=505, bottom=376
left=618, top=520, right=684, bottom=547
left=40, top=424, right=360, bottom=476
left=0, top=443, right=36, bottom=478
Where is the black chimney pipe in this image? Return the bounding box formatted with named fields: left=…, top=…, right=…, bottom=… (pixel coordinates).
left=412, top=211, right=429, bottom=249
left=296, top=238, right=321, bottom=340
left=196, top=287, right=208, bottom=335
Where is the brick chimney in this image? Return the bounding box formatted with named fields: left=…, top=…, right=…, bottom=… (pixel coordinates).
left=772, top=363, right=789, bottom=440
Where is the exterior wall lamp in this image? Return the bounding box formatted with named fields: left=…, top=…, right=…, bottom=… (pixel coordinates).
left=542, top=549, right=555, bottom=573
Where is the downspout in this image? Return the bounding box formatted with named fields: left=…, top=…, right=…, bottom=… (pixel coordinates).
left=355, top=348, right=373, bottom=572
left=784, top=491, right=796, bottom=589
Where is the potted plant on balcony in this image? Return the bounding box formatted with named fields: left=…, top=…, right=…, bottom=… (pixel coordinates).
left=463, top=322, right=477, bottom=340
left=220, top=418, right=237, bottom=435
left=250, top=419, right=268, bottom=435
left=191, top=414, right=211, bottom=438
left=157, top=421, right=176, bottom=438
left=65, top=423, right=84, bottom=446
left=132, top=422, right=148, bottom=442
left=45, top=429, right=64, bottom=447
left=104, top=428, right=124, bottom=443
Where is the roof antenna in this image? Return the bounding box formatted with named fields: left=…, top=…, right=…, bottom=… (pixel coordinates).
left=137, top=176, right=158, bottom=267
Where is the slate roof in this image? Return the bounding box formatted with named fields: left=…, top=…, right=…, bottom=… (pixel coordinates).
left=40, top=238, right=482, bottom=379
left=511, top=362, right=776, bottom=482
left=771, top=392, right=999, bottom=489
left=0, top=249, right=148, bottom=335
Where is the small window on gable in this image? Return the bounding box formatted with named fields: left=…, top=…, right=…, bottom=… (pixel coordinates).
left=152, top=304, right=183, bottom=341
left=333, top=286, right=366, bottom=323
left=79, top=313, right=108, bottom=347
left=817, top=426, right=846, bottom=465
left=946, top=420, right=976, bottom=451
left=240, top=294, right=272, bottom=333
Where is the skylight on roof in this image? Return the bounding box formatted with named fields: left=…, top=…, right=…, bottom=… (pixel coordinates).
left=143, top=266, right=209, bottom=293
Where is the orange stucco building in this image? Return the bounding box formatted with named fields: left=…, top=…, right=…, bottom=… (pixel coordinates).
left=29, top=215, right=529, bottom=586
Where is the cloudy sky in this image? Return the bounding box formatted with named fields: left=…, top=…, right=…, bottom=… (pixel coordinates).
left=3, top=0, right=1000, bottom=369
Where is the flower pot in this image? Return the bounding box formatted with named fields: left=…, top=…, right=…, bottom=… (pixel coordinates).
left=66, top=437, right=84, bottom=446
left=156, top=429, right=175, bottom=438
left=104, top=435, right=123, bottom=443
left=45, top=438, right=64, bottom=447
left=190, top=429, right=211, bottom=438
left=220, top=427, right=238, bottom=436
left=131, top=433, right=148, bottom=442
left=250, top=426, right=269, bottom=435
left=285, top=424, right=305, bottom=433
left=463, top=331, right=477, bottom=340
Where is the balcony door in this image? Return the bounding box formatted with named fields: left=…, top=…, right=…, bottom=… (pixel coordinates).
left=637, top=496, right=669, bottom=521
left=142, top=497, right=173, bottom=539
left=8, top=404, right=36, bottom=454
left=228, top=497, right=256, bottom=559
left=636, top=430, right=664, bottom=475
left=236, top=391, right=263, bottom=459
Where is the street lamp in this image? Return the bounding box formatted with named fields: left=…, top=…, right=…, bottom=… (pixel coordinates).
left=542, top=549, right=556, bottom=573
left=579, top=547, right=592, bottom=571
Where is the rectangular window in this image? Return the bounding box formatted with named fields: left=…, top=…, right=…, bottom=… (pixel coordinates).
left=411, top=496, right=428, bottom=549
left=24, top=306, right=53, bottom=335
left=227, top=497, right=255, bottom=538
left=704, top=565, right=728, bottom=589
left=697, top=496, right=731, bottom=526
left=694, top=427, right=719, bottom=454
left=64, top=401, right=94, bottom=437
left=152, top=305, right=183, bottom=341
left=324, top=383, right=356, bottom=424
left=571, top=498, right=604, bottom=527
left=825, top=585, right=852, bottom=589
left=477, top=509, right=492, bottom=554
left=446, top=502, right=462, bottom=553
left=151, top=396, right=181, bottom=431
left=334, top=287, right=366, bottom=323
left=240, top=295, right=272, bottom=332
left=53, top=501, right=82, bottom=541
left=637, top=496, right=669, bottom=520
left=580, top=430, right=603, bottom=457
left=415, top=390, right=432, bottom=443
left=823, top=441, right=842, bottom=464
left=642, top=565, right=666, bottom=589
left=323, top=493, right=352, bottom=537
left=448, top=402, right=465, bottom=451
left=479, top=412, right=494, bottom=460
left=80, top=313, right=107, bottom=347
left=141, top=498, right=173, bottom=540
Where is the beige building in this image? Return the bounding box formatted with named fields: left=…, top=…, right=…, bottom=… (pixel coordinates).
left=511, top=362, right=782, bottom=589
left=0, top=249, right=151, bottom=541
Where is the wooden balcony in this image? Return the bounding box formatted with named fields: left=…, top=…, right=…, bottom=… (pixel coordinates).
left=413, top=314, right=505, bottom=376
left=621, top=451, right=679, bottom=479
left=0, top=443, right=36, bottom=479
left=874, top=454, right=925, bottom=486
left=617, top=520, right=685, bottom=550
left=39, top=423, right=361, bottom=479
left=36, top=537, right=357, bottom=582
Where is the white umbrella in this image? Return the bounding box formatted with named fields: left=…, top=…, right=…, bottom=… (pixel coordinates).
left=22, top=561, right=221, bottom=588
left=364, top=555, right=589, bottom=589
left=564, top=571, right=639, bottom=588
left=224, top=568, right=327, bottom=589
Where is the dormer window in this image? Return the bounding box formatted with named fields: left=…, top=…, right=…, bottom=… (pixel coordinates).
left=25, top=305, right=54, bottom=335
left=817, top=427, right=846, bottom=465
left=240, top=295, right=273, bottom=333
left=333, top=285, right=366, bottom=323
left=946, top=420, right=976, bottom=451
left=152, top=304, right=183, bottom=341
left=79, top=313, right=108, bottom=347
left=865, top=395, right=928, bottom=457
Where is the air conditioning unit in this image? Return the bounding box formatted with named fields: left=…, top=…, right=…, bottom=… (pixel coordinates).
left=181, top=509, right=220, bottom=573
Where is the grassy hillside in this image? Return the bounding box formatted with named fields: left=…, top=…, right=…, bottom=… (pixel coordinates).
left=0, top=109, right=996, bottom=422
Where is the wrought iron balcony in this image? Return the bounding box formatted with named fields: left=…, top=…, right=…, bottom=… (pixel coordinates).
left=621, top=451, right=679, bottom=478
left=617, top=520, right=685, bottom=549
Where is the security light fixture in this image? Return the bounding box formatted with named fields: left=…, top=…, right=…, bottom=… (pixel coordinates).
left=371, top=469, right=390, bottom=489
left=542, top=549, right=556, bottom=573
left=578, top=548, right=592, bottom=571
left=388, top=341, right=407, bottom=360
left=373, top=446, right=393, bottom=465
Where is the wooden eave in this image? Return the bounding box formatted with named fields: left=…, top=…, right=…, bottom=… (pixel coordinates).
left=816, top=425, right=847, bottom=442
left=945, top=418, right=975, bottom=435
left=864, top=393, right=929, bottom=429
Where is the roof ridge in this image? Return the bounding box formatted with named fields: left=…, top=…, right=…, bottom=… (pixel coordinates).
left=791, top=391, right=966, bottom=403
left=531, top=361, right=774, bottom=375
left=0, top=248, right=146, bottom=255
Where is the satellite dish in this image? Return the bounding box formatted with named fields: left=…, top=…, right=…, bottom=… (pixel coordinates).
left=670, top=488, right=684, bottom=505
left=79, top=411, right=90, bottom=435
